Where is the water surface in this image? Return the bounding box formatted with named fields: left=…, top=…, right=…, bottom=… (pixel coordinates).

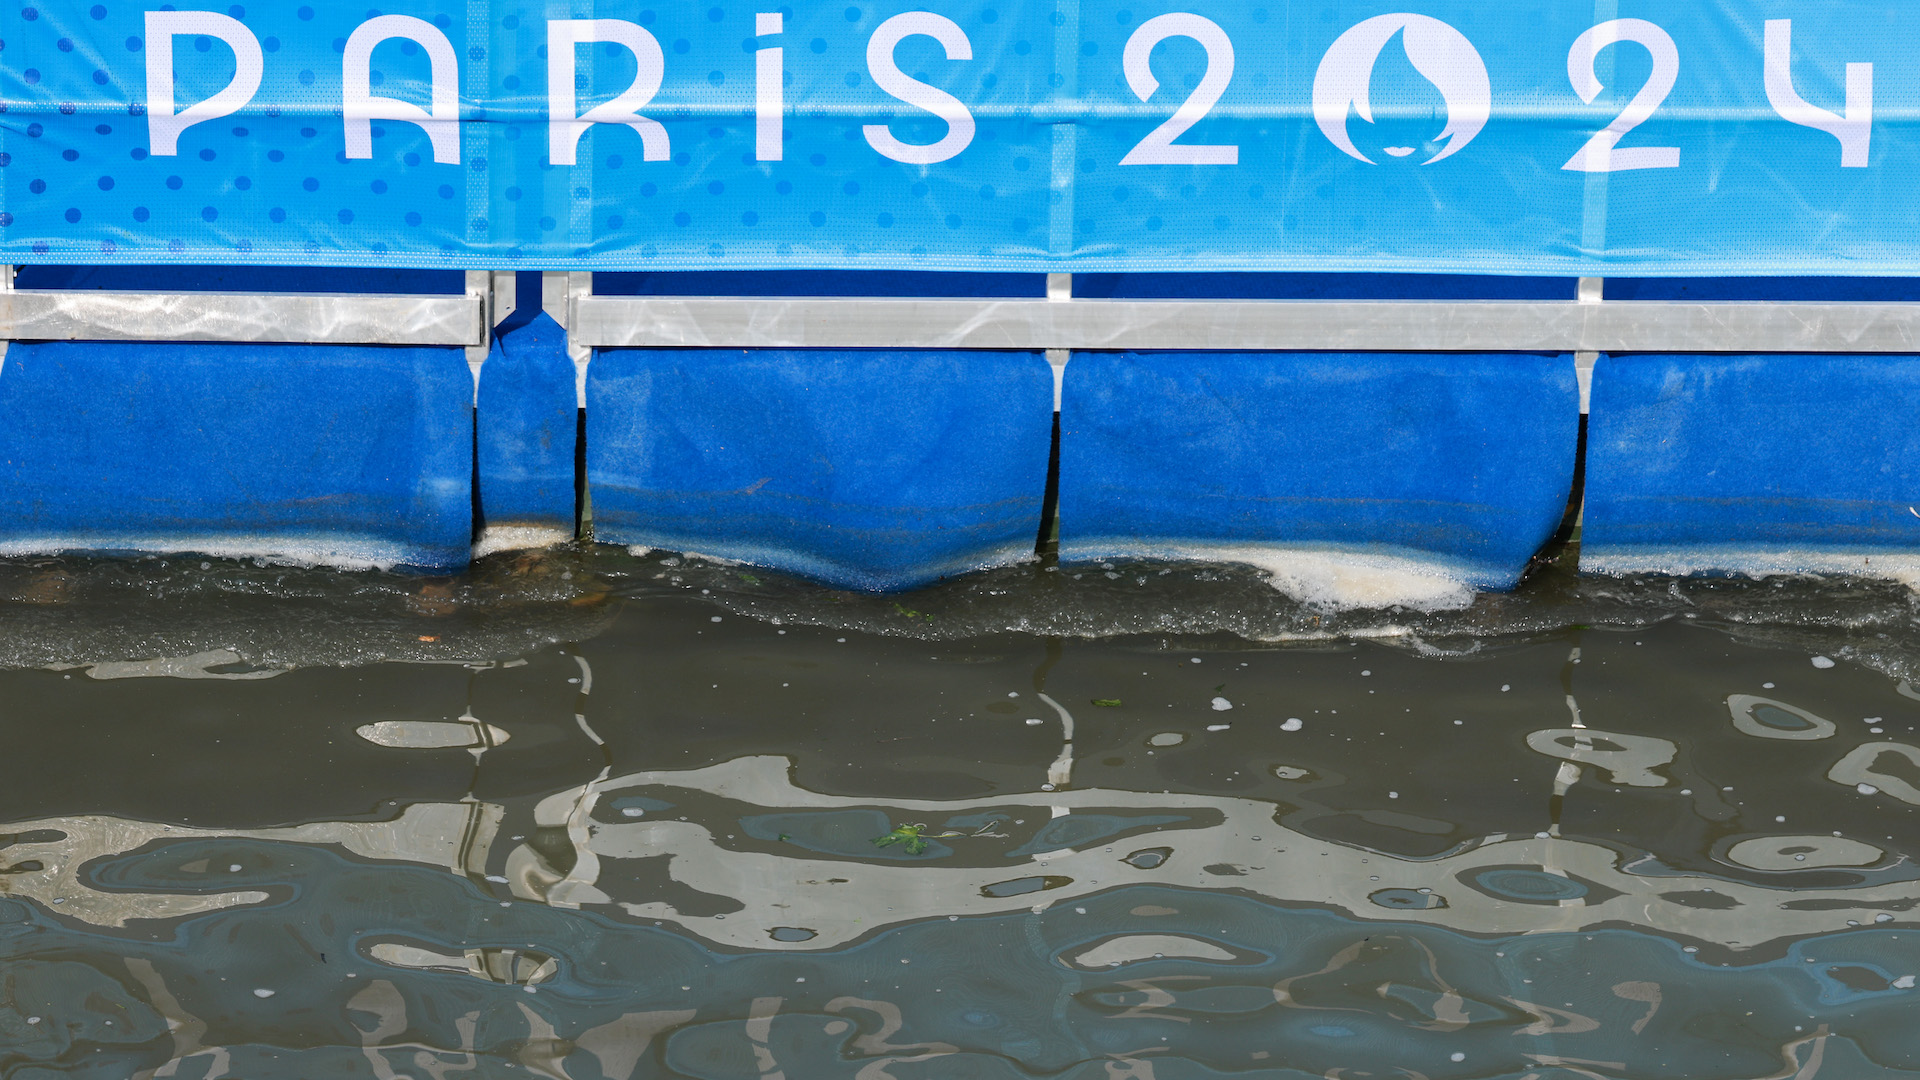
left=4, top=547, right=1919, bottom=1077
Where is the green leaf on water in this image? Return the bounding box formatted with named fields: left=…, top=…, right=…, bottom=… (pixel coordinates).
left=872, top=823, right=931, bottom=855
left=738, top=572, right=761, bottom=584
left=1092, top=698, right=1122, bottom=707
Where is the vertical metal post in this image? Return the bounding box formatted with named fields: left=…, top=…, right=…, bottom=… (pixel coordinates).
left=565, top=272, right=595, bottom=536
left=541, top=271, right=571, bottom=330
left=464, top=269, right=493, bottom=403
left=564, top=272, right=593, bottom=408
left=1572, top=276, right=1604, bottom=533
left=1045, top=274, right=1070, bottom=411
left=489, top=270, right=517, bottom=329
left=1575, top=277, right=1602, bottom=415
left=1, top=265, right=17, bottom=373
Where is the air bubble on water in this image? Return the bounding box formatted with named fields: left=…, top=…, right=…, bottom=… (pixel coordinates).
left=1280, top=718, right=1302, bottom=731
left=622, top=807, right=644, bottom=817
left=1812, top=656, right=1835, bottom=668
left=1860, top=783, right=1881, bottom=795
left=1500, top=684, right=1511, bottom=691
left=1211, top=697, right=1232, bottom=711
left=253, top=988, right=275, bottom=998
left=1025, top=718, right=1043, bottom=725
left=1206, top=724, right=1229, bottom=732
left=1450, top=1053, right=1465, bottom=1062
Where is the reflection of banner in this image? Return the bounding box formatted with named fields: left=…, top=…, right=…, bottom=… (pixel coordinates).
left=0, top=3, right=1904, bottom=273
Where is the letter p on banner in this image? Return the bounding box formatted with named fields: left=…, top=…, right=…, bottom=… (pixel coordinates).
left=145, top=11, right=263, bottom=157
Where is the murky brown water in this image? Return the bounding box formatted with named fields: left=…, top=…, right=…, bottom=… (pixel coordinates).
left=4, top=546, right=1920, bottom=1077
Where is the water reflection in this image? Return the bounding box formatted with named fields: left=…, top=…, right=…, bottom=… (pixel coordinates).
left=7, top=559, right=1920, bottom=1076
left=7, top=746, right=1917, bottom=961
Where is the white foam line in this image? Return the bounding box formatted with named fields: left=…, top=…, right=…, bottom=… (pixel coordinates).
left=1583, top=548, right=1920, bottom=589
left=473, top=525, right=571, bottom=560
left=0, top=534, right=434, bottom=571
left=1061, top=540, right=1482, bottom=612
left=636, top=540, right=1039, bottom=590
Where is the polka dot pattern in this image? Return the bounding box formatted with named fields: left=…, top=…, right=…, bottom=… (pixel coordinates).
left=0, top=0, right=1309, bottom=270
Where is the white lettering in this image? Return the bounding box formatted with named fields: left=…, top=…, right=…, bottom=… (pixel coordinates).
left=863, top=12, right=975, bottom=165
left=548, top=20, right=670, bottom=166
left=1764, top=19, right=1871, bottom=167
left=343, top=15, right=461, bottom=164
left=1562, top=19, right=1680, bottom=172
left=757, top=12, right=783, bottom=161
left=1119, top=13, right=1236, bottom=166
left=144, top=11, right=263, bottom=157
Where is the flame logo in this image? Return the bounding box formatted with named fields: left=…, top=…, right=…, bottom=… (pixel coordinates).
left=1312, top=13, right=1490, bottom=165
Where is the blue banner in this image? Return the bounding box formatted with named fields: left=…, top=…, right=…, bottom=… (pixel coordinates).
left=0, top=3, right=1908, bottom=273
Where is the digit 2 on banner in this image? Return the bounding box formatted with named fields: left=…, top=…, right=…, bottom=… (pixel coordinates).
left=1119, top=13, right=1237, bottom=165
left=1562, top=19, right=1680, bottom=172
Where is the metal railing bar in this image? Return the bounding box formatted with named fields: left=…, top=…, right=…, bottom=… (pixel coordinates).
left=0, top=266, right=490, bottom=349
left=564, top=295, right=1920, bottom=354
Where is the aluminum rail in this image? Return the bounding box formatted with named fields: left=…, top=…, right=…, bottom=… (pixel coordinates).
left=0, top=289, right=484, bottom=346
left=0, top=268, right=520, bottom=397
left=566, top=293, right=1920, bottom=354
left=0, top=267, right=516, bottom=352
